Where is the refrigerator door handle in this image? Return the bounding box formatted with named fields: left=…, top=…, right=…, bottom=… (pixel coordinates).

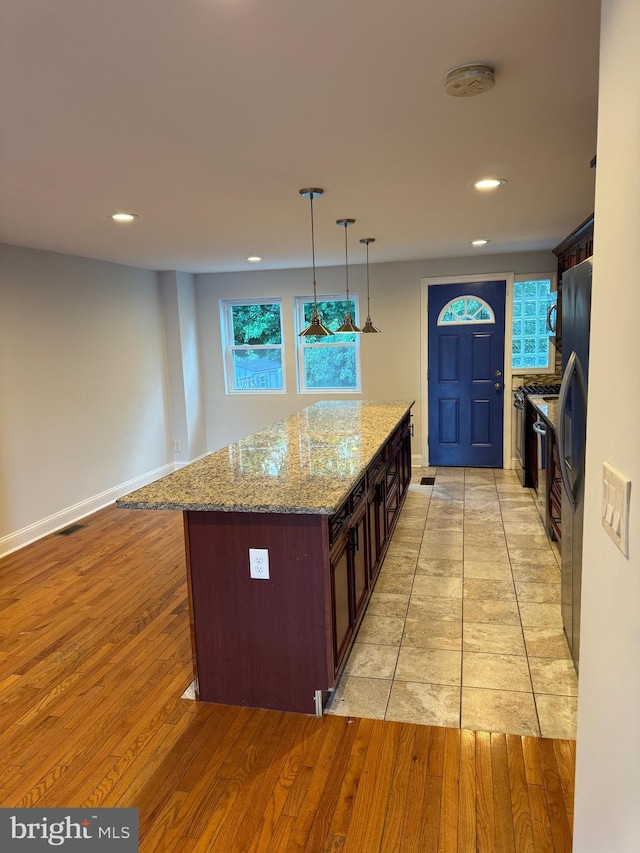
left=557, top=351, right=578, bottom=508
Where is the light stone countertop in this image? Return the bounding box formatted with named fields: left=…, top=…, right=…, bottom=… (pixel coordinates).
left=116, top=400, right=414, bottom=514
left=528, top=395, right=559, bottom=431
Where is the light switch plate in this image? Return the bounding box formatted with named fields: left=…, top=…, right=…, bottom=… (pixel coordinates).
left=249, top=548, right=270, bottom=579
left=602, top=462, right=631, bottom=557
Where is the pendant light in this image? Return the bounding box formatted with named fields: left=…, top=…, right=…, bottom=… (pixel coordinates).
left=335, top=218, right=361, bottom=333
left=359, top=238, right=381, bottom=333
left=298, top=188, right=333, bottom=337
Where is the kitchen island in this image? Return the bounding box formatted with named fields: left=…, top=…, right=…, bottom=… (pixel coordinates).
left=117, top=400, right=414, bottom=714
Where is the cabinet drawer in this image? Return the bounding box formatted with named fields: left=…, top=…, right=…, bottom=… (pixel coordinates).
left=351, top=477, right=366, bottom=511
left=550, top=488, right=562, bottom=521
left=329, top=500, right=350, bottom=547
left=388, top=427, right=402, bottom=457
left=367, top=452, right=386, bottom=487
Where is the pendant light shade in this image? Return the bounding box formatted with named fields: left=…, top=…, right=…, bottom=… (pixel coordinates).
left=359, top=237, right=381, bottom=333
left=299, top=188, right=334, bottom=337
left=335, top=218, right=361, bottom=334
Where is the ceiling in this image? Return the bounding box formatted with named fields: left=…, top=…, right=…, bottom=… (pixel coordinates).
left=0, top=0, right=601, bottom=274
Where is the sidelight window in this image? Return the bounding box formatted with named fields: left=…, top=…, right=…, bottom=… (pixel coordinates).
left=511, top=277, right=557, bottom=371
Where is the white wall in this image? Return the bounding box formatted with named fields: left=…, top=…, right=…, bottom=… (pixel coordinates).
left=160, top=271, right=207, bottom=465
left=573, top=0, right=640, bottom=849
left=0, top=245, right=173, bottom=554
left=196, top=250, right=556, bottom=457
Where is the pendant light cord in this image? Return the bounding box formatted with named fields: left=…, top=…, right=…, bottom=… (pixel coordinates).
left=310, top=193, right=318, bottom=305
left=366, top=241, right=371, bottom=315
left=343, top=222, right=350, bottom=314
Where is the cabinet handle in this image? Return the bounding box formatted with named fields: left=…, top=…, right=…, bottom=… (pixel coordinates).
left=547, top=303, right=557, bottom=333
left=349, top=525, right=359, bottom=552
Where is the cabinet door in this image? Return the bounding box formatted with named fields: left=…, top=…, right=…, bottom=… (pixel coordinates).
left=351, top=508, right=368, bottom=622
left=386, top=484, right=399, bottom=535
left=367, top=488, right=383, bottom=582
left=375, top=481, right=387, bottom=561
left=330, top=537, right=352, bottom=671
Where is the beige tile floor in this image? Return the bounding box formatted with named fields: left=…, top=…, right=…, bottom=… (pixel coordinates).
left=325, top=466, right=578, bottom=739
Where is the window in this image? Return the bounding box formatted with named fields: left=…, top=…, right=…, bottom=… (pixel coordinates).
left=220, top=299, right=285, bottom=393
left=438, top=295, right=495, bottom=325
left=295, top=296, right=361, bottom=393
left=512, top=277, right=557, bottom=371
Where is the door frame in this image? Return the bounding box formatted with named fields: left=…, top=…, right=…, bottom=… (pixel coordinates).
left=420, top=272, right=515, bottom=469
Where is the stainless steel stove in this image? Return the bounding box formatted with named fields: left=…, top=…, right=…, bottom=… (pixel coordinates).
left=513, top=384, right=561, bottom=485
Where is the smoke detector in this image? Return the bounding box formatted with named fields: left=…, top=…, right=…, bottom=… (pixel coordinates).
left=444, top=64, right=495, bottom=97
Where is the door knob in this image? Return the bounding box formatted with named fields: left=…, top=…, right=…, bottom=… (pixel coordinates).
left=495, top=369, right=502, bottom=377
left=494, top=382, right=502, bottom=390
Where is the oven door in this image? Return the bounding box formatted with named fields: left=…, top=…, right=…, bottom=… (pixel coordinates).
left=514, top=394, right=526, bottom=484
left=533, top=417, right=547, bottom=520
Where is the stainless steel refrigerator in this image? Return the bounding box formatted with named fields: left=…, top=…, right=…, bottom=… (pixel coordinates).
left=557, top=256, right=593, bottom=672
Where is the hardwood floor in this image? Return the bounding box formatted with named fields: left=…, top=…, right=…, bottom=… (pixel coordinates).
left=0, top=504, right=575, bottom=851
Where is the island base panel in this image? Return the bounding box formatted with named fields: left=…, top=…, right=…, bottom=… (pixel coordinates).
left=185, top=511, right=333, bottom=715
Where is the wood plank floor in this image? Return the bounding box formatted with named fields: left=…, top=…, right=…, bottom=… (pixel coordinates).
left=0, top=505, right=575, bottom=851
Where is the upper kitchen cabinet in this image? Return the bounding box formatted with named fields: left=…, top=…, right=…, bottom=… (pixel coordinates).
left=552, top=214, right=595, bottom=351
left=553, top=214, right=594, bottom=277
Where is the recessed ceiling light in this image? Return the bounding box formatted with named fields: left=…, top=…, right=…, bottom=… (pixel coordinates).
left=473, top=178, right=507, bottom=190
left=111, top=212, right=139, bottom=222
left=470, top=239, right=490, bottom=246
left=247, top=256, right=262, bottom=263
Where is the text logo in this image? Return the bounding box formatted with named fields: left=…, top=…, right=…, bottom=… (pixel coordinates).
left=0, top=809, right=138, bottom=851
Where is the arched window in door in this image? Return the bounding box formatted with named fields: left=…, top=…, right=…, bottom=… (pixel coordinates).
left=437, top=295, right=495, bottom=325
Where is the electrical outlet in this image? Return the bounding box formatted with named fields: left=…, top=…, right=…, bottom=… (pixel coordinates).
left=172, top=440, right=182, bottom=453
left=249, top=548, right=270, bottom=580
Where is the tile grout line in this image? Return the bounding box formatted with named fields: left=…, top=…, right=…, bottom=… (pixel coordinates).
left=382, top=470, right=433, bottom=720
left=460, top=467, right=467, bottom=729
left=498, top=479, right=543, bottom=737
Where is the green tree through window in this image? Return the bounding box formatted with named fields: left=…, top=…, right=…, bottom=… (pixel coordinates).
left=296, top=297, right=361, bottom=392
left=221, top=300, right=285, bottom=392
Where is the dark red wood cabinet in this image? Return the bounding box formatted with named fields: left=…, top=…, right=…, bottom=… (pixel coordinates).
left=553, top=213, right=594, bottom=351
left=548, top=428, right=562, bottom=544
left=330, top=533, right=352, bottom=671
left=184, top=412, right=412, bottom=714
left=366, top=452, right=387, bottom=582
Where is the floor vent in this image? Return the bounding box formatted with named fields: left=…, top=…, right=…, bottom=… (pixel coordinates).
left=57, top=524, right=86, bottom=536
left=420, top=476, right=436, bottom=486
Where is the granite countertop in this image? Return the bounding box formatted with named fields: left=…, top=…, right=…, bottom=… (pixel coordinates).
left=116, top=400, right=414, bottom=515
left=528, top=395, right=559, bottom=431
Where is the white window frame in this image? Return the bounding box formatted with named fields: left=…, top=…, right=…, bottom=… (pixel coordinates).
left=219, top=297, right=286, bottom=394
left=511, top=273, right=558, bottom=375
left=294, top=294, right=362, bottom=394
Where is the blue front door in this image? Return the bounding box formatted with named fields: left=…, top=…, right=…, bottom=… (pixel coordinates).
left=428, top=280, right=506, bottom=467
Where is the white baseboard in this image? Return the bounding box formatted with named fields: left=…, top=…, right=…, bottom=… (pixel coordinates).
left=411, top=453, right=425, bottom=468
left=174, top=451, right=210, bottom=470
left=0, top=462, right=176, bottom=559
